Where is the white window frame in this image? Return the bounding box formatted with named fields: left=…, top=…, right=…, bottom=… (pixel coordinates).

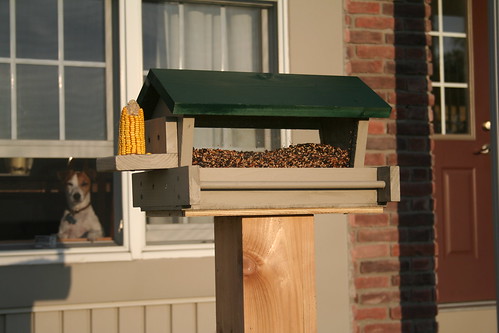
left=0, top=0, right=288, bottom=266
left=429, top=0, right=474, bottom=139
left=0, top=0, right=115, bottom=158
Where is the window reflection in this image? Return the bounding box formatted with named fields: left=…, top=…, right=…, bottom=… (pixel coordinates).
left=443, top=37, right=468, bottom=83
left=444, top=88, right=468, bottom=134
left=442, top=0, right=467, bottom=33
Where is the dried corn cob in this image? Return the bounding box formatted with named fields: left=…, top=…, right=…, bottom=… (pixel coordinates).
left=118, top=100, right=145, bottom=155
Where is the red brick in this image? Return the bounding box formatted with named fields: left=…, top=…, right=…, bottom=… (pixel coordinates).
left=351, top=243, right=390, bottom=259
left=364, top=152, right=386, bottom=166
left=349, top=30, right=384, bottom=44
left=360, top=290, right=400, bottom=305
left=357, top=45, right=396, bottom=59
left=349, top=60, right=384, bottom=74
left=347, top=1, right=380, bottom=15
left=368, top=120, right=386, bottom=134
left=364, top=322, right=403, bottom=333
left=349, top=214, right=390, bottom=227
left=355, top=16, right=395, bottom=30
left=362, top=76, right=396, bottom=90
left=360, top=259, right=405, bottom=274
left=354, top=307, right=388, bottom=320
left=358, top=228, right=399, bottom=243
left=355, top=276, right=390, bottom=289
left=366, top=137, right=396, bottom=150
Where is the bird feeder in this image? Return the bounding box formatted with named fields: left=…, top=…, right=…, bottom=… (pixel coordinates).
left=97, top=69, right=399, bottom=333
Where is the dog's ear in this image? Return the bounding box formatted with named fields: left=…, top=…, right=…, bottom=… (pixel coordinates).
left=83, top=168, right=97, bottom=181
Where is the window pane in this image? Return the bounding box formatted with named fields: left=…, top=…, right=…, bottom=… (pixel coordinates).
left=0, top=158, right=117, bottom=248
left=64, top=0, right=105, bottom=62
left=442, top=0, right=467, bottom=33
left=16, top=0, right=58, bottom=60
left=431, top=36, right=440, bottom=82
left=0, top=64, right=10, bottom=139
left=142, top=2, right=179, bottom=69
left=445, top=88, right=469, bottom=134
left=65, top=67, right=106, bottom=140
left=184, top=4, right=221, bottom=70
left=444, top=37, right=467, bottom=83
left=17, top=65, right=59, bottom=139
left=0, top=0, right=9, bottom=57
left=430, top=0, right=439, bottom=31
left=226, top=6, right=262, bottom=72
left=432, top=88, right=442, bottom=134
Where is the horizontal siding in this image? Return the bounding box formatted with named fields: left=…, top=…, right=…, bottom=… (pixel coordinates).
left=0, top=299, right=215, bottom=333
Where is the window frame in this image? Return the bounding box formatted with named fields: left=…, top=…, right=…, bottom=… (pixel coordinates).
left=0, top=0, right=288, bottom=266
left=430, top=0, right=475, bottom=140
left=0, top=0, right=115, bottom=157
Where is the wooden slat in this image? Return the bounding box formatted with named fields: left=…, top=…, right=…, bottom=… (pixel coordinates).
left=196, top=302, right=216, bottom=333
left=146, top=206, right=383, bottom=217
left=177, top=117, right=195, bottom=167
left=33, top=311, right=61, bottom=333
left=118, top=307, right=144, bottom=333
left=377, top=166, right=401, bottom=203
left=133, top=167, right=399, bottom=212
left=96, top=154, right=178, bottom=172
left=145, top=305, right=171, bottom=333
left=62, top=310, right=90, bottom=333
left=171, top=304, right=196, bottom=333
left=91, top=308, right=118, bottom=333
left=145, top=118, right=178, bottom=154
left=215, top=215, right=317, bottom=333
left=132, top=166, right=200, bottom=209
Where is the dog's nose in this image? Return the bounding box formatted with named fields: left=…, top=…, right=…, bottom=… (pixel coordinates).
left=73, top=193, right=81, bottom=201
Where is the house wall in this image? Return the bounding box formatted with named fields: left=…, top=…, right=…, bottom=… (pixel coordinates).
left=0, top=1, right=353, bottom=333
left=344, top=1, right=437, bottom=333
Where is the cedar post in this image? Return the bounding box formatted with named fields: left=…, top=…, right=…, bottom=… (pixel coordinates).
left=214, top=215, right=317, bottom=333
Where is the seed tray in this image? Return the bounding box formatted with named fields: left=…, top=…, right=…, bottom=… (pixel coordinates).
left=131, top=165, right=399, bottom=216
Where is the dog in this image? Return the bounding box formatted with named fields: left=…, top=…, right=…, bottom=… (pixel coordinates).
left=58, top=169, right=103, bottom=241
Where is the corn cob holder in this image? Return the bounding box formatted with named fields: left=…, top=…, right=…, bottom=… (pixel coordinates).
left=118, top=100, right=146, bottom=155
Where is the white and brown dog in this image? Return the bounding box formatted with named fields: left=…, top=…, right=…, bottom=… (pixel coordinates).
left=58, top=169, right=103, bottom=241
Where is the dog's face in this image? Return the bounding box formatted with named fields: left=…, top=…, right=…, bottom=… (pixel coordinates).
left=61, top=170, right=92, bottom=209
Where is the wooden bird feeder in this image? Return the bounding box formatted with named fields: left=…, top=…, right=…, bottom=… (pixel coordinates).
left=97, top=69, right=400, bottom=333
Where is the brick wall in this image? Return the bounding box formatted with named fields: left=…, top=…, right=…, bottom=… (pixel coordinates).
left=345, top=1, right=437, bottom=332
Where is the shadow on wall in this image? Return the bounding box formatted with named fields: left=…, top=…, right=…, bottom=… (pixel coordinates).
left=394, top=1, right=438, bottom=332
left=0, top=254, right=71, bottom=333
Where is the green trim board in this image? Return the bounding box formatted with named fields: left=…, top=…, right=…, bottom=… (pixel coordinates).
left=137, top=69, right=392, bottom=120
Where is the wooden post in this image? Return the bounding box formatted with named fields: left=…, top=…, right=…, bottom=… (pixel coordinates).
left=214, top=215, right=317, bottom=333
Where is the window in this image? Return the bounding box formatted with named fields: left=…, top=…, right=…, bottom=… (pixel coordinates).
left=141, top=0, right=280, bottom=245
left=0, top=0, right=119, bottom=250
left=430, top=0, right=471, bottom=135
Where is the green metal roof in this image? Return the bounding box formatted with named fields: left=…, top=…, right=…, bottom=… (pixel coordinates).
left=137, top=69, right=391, bottom=120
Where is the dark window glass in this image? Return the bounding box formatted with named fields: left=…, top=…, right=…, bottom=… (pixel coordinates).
left=433, top=88, right=442, bottom=134
left=442, top=0, right=467, bottom=33
left=16, top=0, right=58, bottom=60
left=17, top=65, right=59, bottom=139
left=445, top=88, right=468, bottom=134
left=64, top=0, right=105, bottom=62
left=65, top=67, right=106, bottom=140
left=431, top=36, right=440, bottom=82
left=0, top=64, right=10, bottom=139
left=0, top=0, right=9, bottom=58
left=443, top=37, right=468, bottom=83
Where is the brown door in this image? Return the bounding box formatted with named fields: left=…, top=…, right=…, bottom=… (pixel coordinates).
left=432, top=0, right=496, bottom=303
